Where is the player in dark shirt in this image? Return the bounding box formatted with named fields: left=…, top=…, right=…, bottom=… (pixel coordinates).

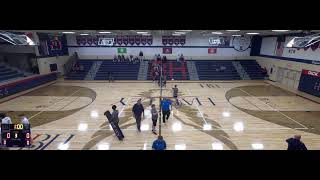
left=132, top=99, right=144, bottom=132
left=286, top=135, right=307, bottom=150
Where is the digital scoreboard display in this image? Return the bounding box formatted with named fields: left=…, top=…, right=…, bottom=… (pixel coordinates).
left=298, top=69, right=320, bottom=97
left=1, top=124, right=31, bottom=147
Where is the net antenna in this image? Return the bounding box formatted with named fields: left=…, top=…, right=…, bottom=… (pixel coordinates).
left=286, top=32, right=320, bottom=48
left=0, top=31, right=35, bottom=45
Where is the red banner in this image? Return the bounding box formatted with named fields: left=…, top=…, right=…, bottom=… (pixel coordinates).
left=163, top=47, right=172, bottom=54
left=208, top=48, right=217, bottom=54
left=302, top=69, right=320, bottom=77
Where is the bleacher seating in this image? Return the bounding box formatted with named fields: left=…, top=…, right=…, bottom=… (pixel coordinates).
left=194, top=60, right=241, bottom=80
left=94, top=61, right=140, bottom=80
left=0, top=65, right=24, bottom=82
left=65, top=60, right=94, bottom=80
left=147, top=60, right=189, bottom=80
left=238, top=60, right=267, bottom=80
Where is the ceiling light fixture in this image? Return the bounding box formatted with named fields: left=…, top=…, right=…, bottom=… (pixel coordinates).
left=212, top=32, right=223, bottom=35
left=99, top=31, right=111, bottom=34
left=246, top=32, right=260, bottom=35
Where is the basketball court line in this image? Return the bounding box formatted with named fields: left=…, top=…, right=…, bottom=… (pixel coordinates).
left=236, top=88, right=308, bottom=129
left=29, top=88, right=82, bottom=120
left=186, top=88, right=208, bottom=124
left=241, top=96, right=263, bottom=111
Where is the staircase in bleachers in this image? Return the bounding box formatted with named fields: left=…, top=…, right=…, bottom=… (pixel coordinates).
left=94, top=61, right=140, bottom=80
left=238, top=60, right=267, bottom=80
left=65, top=60, right=94, bottom=80
left=147, top=60, right=189, bottom=80
left=0, top=64, right=24, bottom=82
left=194, top=60, right=241, bottom=80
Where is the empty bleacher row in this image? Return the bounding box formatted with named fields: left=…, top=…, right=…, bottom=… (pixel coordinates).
left=195, top=60, right=241, bottom=80
left=94, top=61, right=140, bottom=80
left=0, top=64, right=24, bottom=82
left=238, top=60, right=267, bottom=80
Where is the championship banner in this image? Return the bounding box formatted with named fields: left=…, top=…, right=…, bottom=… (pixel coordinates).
left=162, top=36, right=168, bottom=45
left=208, top=48, right=217, bottom=54
left=117, top=48, right=127, bottom=53
left=129, top=35, right=135, bottom=45
left=86, top=36, right=93, bottom=46
left=163, top=47, right=172, bottom=54
left=180, top=36, right=186, bottom=45
left=76, top=36, right=81, bottom=45
left=135, top=35, right=141, bottom=45
left=174, top=36, right=180, bottom=45
left=168, top=36, right=174, bottom=45
left=98, top=37, right=114, bottom=46
left=147, top=35, right=153, bottom=45
left=123, top=35, right=129, bottom=45
left=93, top=36, right=99, bottom=46
left=141, top=35, right=147, bottom=45
left=49, top=35, right=62, bottom=50
left=81, top=36, right=87, bottom=45
left=116, top=35, right=123, bottom=45
left=298, top=69, right=320, bottom=97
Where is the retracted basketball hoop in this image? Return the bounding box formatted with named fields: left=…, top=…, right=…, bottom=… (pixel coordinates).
left=0, top=31, right=35, bottom=45
left=286, top=33, right=320, bottom=48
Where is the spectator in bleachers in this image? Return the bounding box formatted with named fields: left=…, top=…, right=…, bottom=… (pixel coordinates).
left=118, top=55, right=122, bottom=62
left=177, top=54, right=180, bottom=63
left=180, top=54, right=184, bottom=62
left=262, top=67, right=267, bottom=76
left=125, top=56, right=129, bottom=62
left=157, top=54, right=161, bottom=61
left=129, top=55, right=134, bottom=62
left=220, top=66, right=226, bottom=72
left=113, top=55, right=118, bottom=63
left=139, top=51, right=144, bottom=62
left=121, top=55, right=125, bottom=62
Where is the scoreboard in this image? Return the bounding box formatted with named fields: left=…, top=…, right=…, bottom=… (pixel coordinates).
left=1, top=124, right=31, bottom=147
left=298, top=69, right=320, bottom=97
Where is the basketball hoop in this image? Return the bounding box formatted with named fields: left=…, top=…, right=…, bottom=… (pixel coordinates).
left=0, top=31, right=35, bottom=45
left=286, top=33, right=320, bottom=48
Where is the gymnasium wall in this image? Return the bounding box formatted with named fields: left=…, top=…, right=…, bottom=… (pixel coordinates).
left=67, top=34, right=251, bottom=60
left=36, top=56, right=70, bottom=75
left=256, top=35, right=320, bottom=90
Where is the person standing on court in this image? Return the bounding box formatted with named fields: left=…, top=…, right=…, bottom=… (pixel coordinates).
left=132, top=99, right=144, bottom=132
left=151, top=104, right=158, bottom=135
left=161, top=98, right=172, bottom=124
left=286, top=135, right=308, bottom=150
left=111, top=105, right=120, bottom=125
left=172, top=85, right=179, bottom=105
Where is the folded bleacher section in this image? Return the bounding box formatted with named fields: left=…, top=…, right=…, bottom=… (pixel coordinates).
left=238, top=60, right=267, bottom=80
left=94, top=61, right=140, bottom=80
left=65, top=60, right=94, bottom=80
left=0, top=64, right=24, bottom=82
left=194, top=60, right=241, bottom=80
left=147, top=60, right=190, bottom=80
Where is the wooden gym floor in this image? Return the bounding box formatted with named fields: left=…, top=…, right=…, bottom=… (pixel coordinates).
left=1, top=80, right=320, bottom=150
